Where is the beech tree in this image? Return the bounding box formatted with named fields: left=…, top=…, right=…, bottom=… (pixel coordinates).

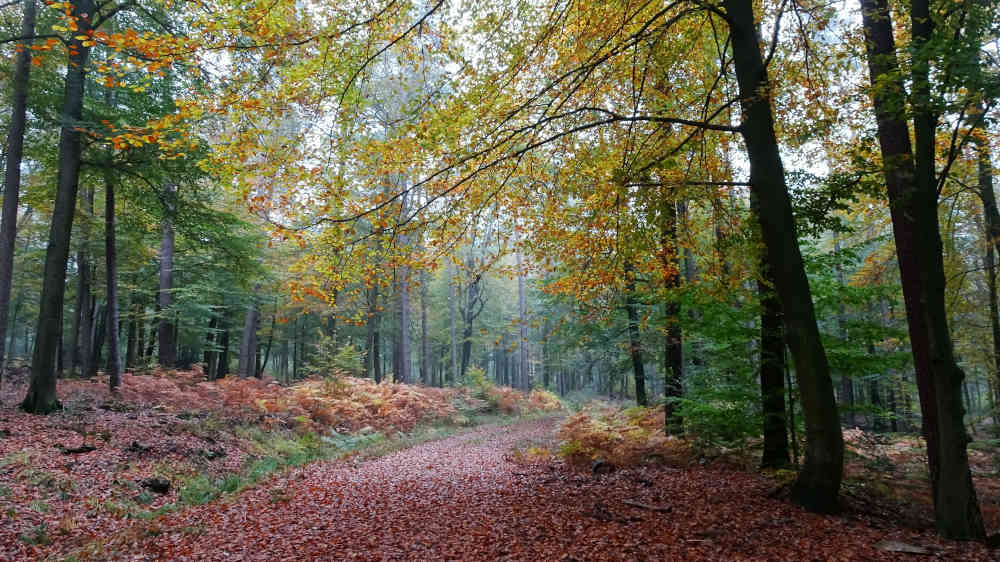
left=859, top=0, right=990, bottom=539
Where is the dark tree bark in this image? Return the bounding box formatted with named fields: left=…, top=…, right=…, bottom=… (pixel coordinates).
left=0, top=0, right=37, bottom=379
left=90, top=301, right=106, bottom=377
left=517, top=250, right=529, bottom=390
left=75, top=188, right=95, bottom=379
left=835, top=239, right=855, bottom=428
left=104, top=171, right=121, bottom=390
left=724, top=0, right=843, bottom=512
left=157, top=184, right=177, bottom=368
left=759, top=269, right=790, bottom=468
left=661, top=199, right=683, bottom=431
left=624, top=260, right=647, bottom=407
left=372, top=289, right=382, bottom=383
left=978, top=115, right=1000, bottom=429
left=136, top=300, right=147, bottom=363
left=216, top=323, right=230, bottom=380
left=203, top=314, right=217, bottom=378
left=260, top=314, right=275, bottom=376
left=22, top=1, right=94, bottom=413
left=125, top=301, right=138, bottom=369
left=143, top=310, right=156, bottom=360
left=420, top=268, right=429, bottom=385
left=394, top=191, right=411, bottom=384
left=459, top=264, right=485, bottom=381
left=449, top=262, right=458, bottom=385
left=751, top=187, right=790, bottom=468
left=860, top=0, right=984, bottom=538
left=238, top=293, right=260, bottom=378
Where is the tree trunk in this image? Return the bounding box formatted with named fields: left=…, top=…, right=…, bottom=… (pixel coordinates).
left=91, top=301, right=106, bottom=377
left=517, top=250, right=529, bottom=391
left=203, top=314, right=218, bottom=379
left=104, top=171, right=121, bottom=390
left=759, top=270, right=790, bottom=468
left=143, top=310, right=156, bottom=360
left=136, top=300, right=146, bottom=364
left=22, top=4, right=94, bottom=413
left=76, top=189, right=95, bottom=379
left=217, top=323, right=230, bottom=379
left=460, top=323, right=473, bottom=381
left=395, top=192, right=411, bottom=384
left=980, top=119, right=1000, bottom=432
left=420, top=268, right=429, bottom=385
left=125, top=301, right=138, bottom=369
left=449, top=262, right=458, bottom=386
left=835, top=238, right=855, bottom=428
left=238, top=293, right=260, bottom=378
left=661, top=199, right=683, bottom=431
left=157, top=184, right=177, bottom=368
left=0, top=0, right=37, bottom=379
left=260, top=314, right=275, bottom=376
left=7, top=292, right=20, bottom=364
left=370, top=313, right=379, bottom=383
left=624, top=260, right=647, bottom=407
left=860, top=0, right=984, bottom=538
left=725, top=0, right=843, bottom=512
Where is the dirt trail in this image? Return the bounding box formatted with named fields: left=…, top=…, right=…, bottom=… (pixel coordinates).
left=95, top=418, right=987, bottom=561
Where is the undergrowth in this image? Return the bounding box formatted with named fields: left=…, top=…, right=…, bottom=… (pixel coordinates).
left=557, top=404, right=692, bottom=467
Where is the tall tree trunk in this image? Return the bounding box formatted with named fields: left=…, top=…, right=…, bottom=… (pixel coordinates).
left=835, top=238, right=855, bottom=427
left=104, top=171, right=121, bottom=390
left=449, top=262, right=457, bottom=386
left=759, top=269, right=790, bottom=468
left=420, top=268, right=429, bottom=385
left=860, top=0, right=984, bottom=538
left=460, top=323, right=473, bottom=381
left=752, top=185, right=790, bottom=468
left=369, top=287, right=382, bottom=383
left=517, top=250, right=528, bottom=390
left=238, top=292, right=260, bottom=378
left=143, top=309, right=156, bottom=360
left=23, top=5, right=94, bottom=413
left=661, top=199, right=683, bottom=431
left=157, top=184, right=176, bottom=368
left=76, top=189, right=95, bottom=379
left=217, top=321, right=230, bottom=380
left=725, top=0, right=843, bottom=512
left=203, top=315, right=217, bottom=379
left=90, top=301, right=106, bottom=378
left=125, top=301, right=137, bottom=369
left=395, top=192, right=411, bottom=384
left=624, top=260, right=647, bottom=407
left=7, top=292, right=20, bottom=364
left=0, top=0, right=37, bottom=379
left=979, top=117, right=1000, bottom=428
left=136, top=300, right=146, bottom=364
left=260, top=314, right=275, bottom=376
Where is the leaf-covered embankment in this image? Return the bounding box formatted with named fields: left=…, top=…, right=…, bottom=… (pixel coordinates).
left=0, top=367, right=560, bottom=560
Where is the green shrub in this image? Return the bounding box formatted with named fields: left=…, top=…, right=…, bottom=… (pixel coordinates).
left=20, top=523, right=51, bottom=545
left=672, top=366, right=760, bottom=446
left=304, top=332, right=364, bottom=377
left=179, top=475, right=219, bottom=506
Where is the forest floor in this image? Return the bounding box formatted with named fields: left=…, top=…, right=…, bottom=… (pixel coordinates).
left=0, top=371, right=997, bottom=561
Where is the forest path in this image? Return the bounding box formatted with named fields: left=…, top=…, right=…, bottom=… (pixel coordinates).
left=107, top=418, right=982, bottom=561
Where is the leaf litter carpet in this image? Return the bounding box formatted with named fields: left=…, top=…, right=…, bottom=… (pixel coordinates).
left=95, top=418, right=990, bottom=561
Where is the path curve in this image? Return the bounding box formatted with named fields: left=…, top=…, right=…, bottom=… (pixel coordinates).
left=104, top=418, right=985, bottom=561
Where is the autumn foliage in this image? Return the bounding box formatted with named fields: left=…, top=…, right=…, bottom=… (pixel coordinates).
left=56, top=368, right=561, bottom=435
left=557, top=405, right=691, bottom=468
